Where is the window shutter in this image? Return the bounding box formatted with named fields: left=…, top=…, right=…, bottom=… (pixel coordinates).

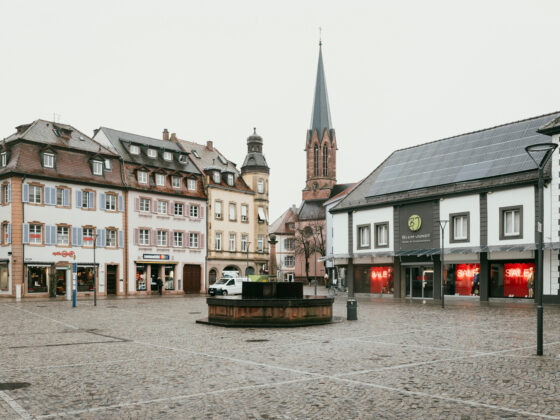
left=135, top=198, right=140, bottom=211
left=101, top=229, right=106, bottom=247
left=77, top=227, right=83, bottom=246
left=45, top=187, right=53, bottom=205
left=118, top=230, right=124, bottom=248
left=199, top=206, right=204, bottom=219
left=76, top=190, right=82, bottom=208
left=7, top=184, right=11, bottom=203
left=167, top=201, right=173, bottom=216
left=7, top=224, right=11, bottom=244
left=22, top=223, right=29, bottom=244
left=118, top=195, right=124, bottom=212
left=199, top=233, right=204, bottom=249
left=134, top=228, right=139, bottom=245
left=152, top=200, right=157, bottom=213
left=152, top=229, right=157, bottom=246
left=88, top=192, right=95, bottom=209
left=51, top=226, right=56, bottom=245
left=96, top=229, right=105, bottom=248
left=100, top=193, right=106, bottom=210
left=71, top=227, right=78, bottom=246
left=22, top=184, right=29, bottom=203
left=63, top=189, right=70, bottom=207
left=0, top=189, right=3, bottom=205
left=183, top=232, right=189, bottom=248
left=50, top=187, right=56, bottom=205
left=45, top=225, right=52, bottom=245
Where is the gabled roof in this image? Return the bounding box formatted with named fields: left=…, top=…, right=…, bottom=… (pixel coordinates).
left=178, top=139, right=239, bottom=175
left=269, top=206, right=297, bottom=234
left=324, top=182, right=358, bottom=206
left=333, top=111, right=560, bottom=212
left=310, top=44, right=332, bottom=134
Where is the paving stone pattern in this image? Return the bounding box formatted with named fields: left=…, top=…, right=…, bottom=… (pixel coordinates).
left=1, top=287, right=559, bottom=419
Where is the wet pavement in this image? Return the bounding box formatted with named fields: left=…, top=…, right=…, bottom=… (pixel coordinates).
left=1, top=287, right=559, bottom=419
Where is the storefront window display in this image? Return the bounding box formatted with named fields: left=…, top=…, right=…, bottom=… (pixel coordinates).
left=0, top=263, right=8, bottom=291
left=165, top=265, right=175, bottom=290
left=490, top=262, right=535, bottom=298
left=370, top=266, right=393, bottom=294
left=28, top=265, right=49, bottom=293
left=136, top=264, right=147, bottom=291
left=77, top=266, right=95, bottom=292
left=444, top=264, right=480, bottom=296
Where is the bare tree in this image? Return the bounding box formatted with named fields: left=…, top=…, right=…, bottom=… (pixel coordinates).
left=294, top=225, right=313, bottom=283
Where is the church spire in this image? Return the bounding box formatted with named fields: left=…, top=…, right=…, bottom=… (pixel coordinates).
left=310, top=41, right=332, bottom=135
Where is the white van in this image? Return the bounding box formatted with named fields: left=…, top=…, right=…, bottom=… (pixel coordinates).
left=208, top=277, right=246, bottom=296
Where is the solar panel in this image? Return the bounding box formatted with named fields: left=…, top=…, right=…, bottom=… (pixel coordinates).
left=366, top=113, right=559, bottom=198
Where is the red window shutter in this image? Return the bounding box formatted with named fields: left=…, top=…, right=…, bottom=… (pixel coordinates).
left=167, top=202, right=173, bottom=216
left=199, top=206, right=204, bottom=219
left=152, top=229, right=157, bottom=246
left=152, top=200, right=158, bottom=213
left=135, top=198, right=140, bottom=211
left=134, top=228, right=139, bottom=245
left=199, top=233, right=204, bottom=249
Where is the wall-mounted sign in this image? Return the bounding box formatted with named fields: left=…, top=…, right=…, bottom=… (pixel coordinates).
left=53, top=250, right=76, bottom=259
left=398, top=202, right=435, bottom=250
left=407, top=214, right=422, bottom=232
left=143, top=254, right=170, bottom=260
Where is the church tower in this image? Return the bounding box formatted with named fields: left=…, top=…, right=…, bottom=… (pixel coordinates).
left=302, top=41, right=337, bottom=201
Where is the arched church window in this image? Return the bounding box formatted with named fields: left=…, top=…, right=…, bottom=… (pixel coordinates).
left=323, top=144, right=328, bottom=176
left=313, top=145, right=319, bottom=176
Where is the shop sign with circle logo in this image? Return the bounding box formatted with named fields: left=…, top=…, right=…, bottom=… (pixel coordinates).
left=408, top=214, right=422, bottom=232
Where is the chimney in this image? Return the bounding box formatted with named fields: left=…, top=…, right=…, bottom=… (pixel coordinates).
left=93, top=128, right=100, bottom=137
left=207, top=140, right=213, bottom=151
left=162, top=129, right=169, bottom=141
left=170, top=133, right=177, bottom=142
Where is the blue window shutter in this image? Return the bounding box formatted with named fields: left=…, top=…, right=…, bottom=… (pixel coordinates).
left=22, top=223, right=29, bottom=244
left=118, top=195, right=124, bottom=212
left=96, top=229, right=105, bottom=248
left=51, top=226, right=56, bottom=245
left=7, top=224, right=11, bottom=244
left=118, top=230, right=124, bottom=248
left=7, top=184, right=11, bottom=203
left=76, top=190, right=82, bottom=208
left=45, top=187, right=52, bottom=205
left=63, top=189, right=69, bottom=207
left=100, top=193, right=106, bottom=210
left=51, top=187, right=56, bottom=205
left=78, top=227, right=83, bottom=246
left=71, top=227, right=78, bottom=246
left=22, top=184, right=28, bottom=203
left=89, top=192, right=95, bottom=209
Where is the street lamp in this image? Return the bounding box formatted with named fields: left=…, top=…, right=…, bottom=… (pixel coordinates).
left=525, top=142, right=557, bottom=356
left=93, top=230, right=97, bottom=307
left=246, top=241, right=251, bottom=277
left=439, top=220, right=448, bottom=309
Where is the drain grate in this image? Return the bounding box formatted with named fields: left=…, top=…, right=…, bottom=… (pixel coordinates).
left=0, top=382, right=30, bottom=391
left=245, top=339, right=270, bottom=343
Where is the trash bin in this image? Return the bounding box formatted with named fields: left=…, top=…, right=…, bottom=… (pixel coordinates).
left=347, top=299, right=358, bottom=321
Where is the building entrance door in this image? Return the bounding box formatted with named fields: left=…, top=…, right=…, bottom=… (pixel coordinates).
left=405, top=266, right=434, bottom=299
left=55, top=269, right=67, bottom=295
left=106, top=265, right=118, bottom=295
left=183, top=265, right=201, bottom=294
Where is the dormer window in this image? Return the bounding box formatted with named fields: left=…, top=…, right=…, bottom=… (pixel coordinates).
left=92, top=160, right=103, bottom=176
left=43, top=153, right=55, bottom=168
left=163, top=151, right=172, bottom=161
left=188, top=179, right=197, bottom=191
left=179, top=154, right=188, bottom=163
left=172, top=176, right=181, bottom=189
left=192, top=150, right=200, bottom=159
left=227, top=174, right=234, bottom=186
left=104, top=159, right=112, bottom=171
left=130, top=145, right=140, bottom=155
left=218, top=155, right=227, bottom=165
left=155, top=174, right=165, bottom=186
left=147, top=149, right=157, bottom=158
left=0, top=152, right=6, bottom=167
left=213, top=171, right=221, bottom=184
left=138, top=171, right=148, bottom=184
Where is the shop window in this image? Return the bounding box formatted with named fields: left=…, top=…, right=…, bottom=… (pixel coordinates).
left=229, top=233, right=236, bottom=251
left=57, top=226, right=69, bottom=246
left=241, top=205, right=248, bottom=222
left=136, top=264, right=147, bottom=291
left=0, top=263, right=8, bottom=290
left=500, top=206, right=522, bottom=240
left=172, top=177, right=181, bottom=189
left=490, top=262, right=535, bottom=298
left=173, top=231, right=183, bottom=247
left=165, top=265, right=175, bottom=290
left=28, top=265, right=49, bottom=293
left=157, top=201, right=168, bottom=214
left=215, top=201, right=222, bottom=219
left=157, top=230, right=167, bottom=247
left=357, top=225, right=371, bottom=250
left=174, top=202, right=184, bottom=216
left=188, top=179, right=197, bottom=191
left=140, top=198, right=150, bottom=212
left=375, top=222, right=389, bottom=248
left=241, top=235, right=248, bottom=252
left=451, top=213, right=469, bottom=243
left=215, top=233, right=222, bottom=251
left=29, top=185, right=42, bottom=204
left=190, top=205, right=199, bottom=218
left=138, top=171, right=148, bottom=184
left=77, top=266, right=95, bottom=292
left=106, top=229, right=117, bottom=247
left=370, top=267, right=393, bottom=294
left=444, top=264, right=480, bottom=296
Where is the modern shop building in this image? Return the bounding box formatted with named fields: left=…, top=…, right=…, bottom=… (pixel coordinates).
left=330, top=112, right=560, bottom=303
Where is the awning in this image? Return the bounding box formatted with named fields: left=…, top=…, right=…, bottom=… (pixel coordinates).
left=258, top=207, right=267, bottom=222
left=135, top=261, right=179, bottom=265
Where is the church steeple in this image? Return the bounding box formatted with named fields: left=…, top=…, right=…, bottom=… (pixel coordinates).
left=310, top=43, right=332, bottom=136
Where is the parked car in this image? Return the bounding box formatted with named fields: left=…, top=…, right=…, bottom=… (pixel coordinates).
left=208, top=278, right=246, bottom=296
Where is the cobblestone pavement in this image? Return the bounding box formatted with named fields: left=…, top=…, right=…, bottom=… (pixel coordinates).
left=1, top=287, right=560, bottom=419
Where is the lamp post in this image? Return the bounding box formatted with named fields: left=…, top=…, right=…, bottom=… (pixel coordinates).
left=313, top=235, right=318, bottom=296
left=246, top=241, right=251, bottom=277
left=93, top=230, right=97, bottom=307
left=525, top=142, right=557, bottom=356
left=439, top=220, right=448, bottom=309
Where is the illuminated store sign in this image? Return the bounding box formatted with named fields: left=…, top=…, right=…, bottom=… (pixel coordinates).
left=370, top=266, right=393, bottom=294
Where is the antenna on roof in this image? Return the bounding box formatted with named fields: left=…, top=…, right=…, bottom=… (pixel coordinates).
left=318, top=26, right=322, bottom=46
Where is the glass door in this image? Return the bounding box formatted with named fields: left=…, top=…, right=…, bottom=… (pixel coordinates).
left=406, top=266, right=434, bottom=299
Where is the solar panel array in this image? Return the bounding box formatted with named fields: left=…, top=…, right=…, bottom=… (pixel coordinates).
left=366, top=114, right=560, bottom=198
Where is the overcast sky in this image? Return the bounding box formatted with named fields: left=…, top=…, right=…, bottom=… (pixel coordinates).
left=2, top=1, right=560, bottom=221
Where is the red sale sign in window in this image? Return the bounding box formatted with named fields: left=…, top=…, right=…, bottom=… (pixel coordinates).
left=504, top=262, right=534, bottom=298
left=455, top=264, right=480, bottom=296
left=370, top=266, right=393, bottom=294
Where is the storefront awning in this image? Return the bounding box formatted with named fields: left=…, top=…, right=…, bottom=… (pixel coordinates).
left=135, top=260, right=179, bottom=265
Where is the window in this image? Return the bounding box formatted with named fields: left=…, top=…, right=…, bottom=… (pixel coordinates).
left=451, top=213, right=469, bottom=243
left=241, top=235, right=248, bottom=252
left=257, top=206, right=267, bottom=223
left=1, top=152, right=6, bottom=167
left=3, top=184, right=9, bottom=204
left=104, top=159, right=112, bottom=171
left=229, top=203, right=236, bottom=221
left=0, top=262, right=7, bottom=291
left=500, top=206, right=522, bottom=239
left=172, top=177, right=181, bottom=189
left=2, top=223, right=10, bottom=245
left=138, top=171, right=148, bottom=184
left=56, top=188, right=69, bottom=207
left=43, top=153, right=54, bottom=168
left=27, top=265, right=48, bottom=293
left=147, top=149, right=157, bottom=158
left=257, top=179, right=264, bottom=194
left=357, top=225, right=371, bottom=249
left=155, top=174, right=165, bottom=186
left=313, top=144, right=319, bottom=176
left=212, top=172, right=220, bottom=184
left=139, top=229, right=150, bottom=246
left=215, top=233, right=222, bottom=251
left=257, top=235, right=264, bottom=253
left=174, top=202, right=184, bottom=216
left=241, top=205, right=248, bottom=222
left=284, top=256, right=295, bottom=267
left=218, top=155, right=227, bottom=165
left=215, top=201, right=222, bottom=219
left=92, top=160, right=103, bottom=175
left=190, top=205, right=199, bottom=218
left=156, top=230, right=167, bottom=247
left=192, top=150, right=200, bottom=158
left=284, top=238, right=295, bottom=250
left=179, top=154, right=187, bottom=163
left=130, top=145, right=140, bottom=155
left=29, top=185, right=42, bottom=204
left=82, top=191, right=92, bottom=208
left=29, top=224, right=42, bottom=244
left=105, top=194, right=116, bottom=211
left=323, top=144, right=328, bottom=176
left=229, top=233, right=236, bottom=252
left=83, top=228, right=94, bottom=247
left=140, top=198, right=151, bottom=212
left=106, top=229, right=117, bottom=247
left=173, top=231, right=183, bottom=247
left=375, top=222, right=389, bottom=248
left=163, top=151, right=172, bottom=161
left=227, top=174, right=234, bottom=186
left=188, top=179, right=196, bottom=191
left=157, top=201, right=167, bottom=214
left=189, top=232, right=199, bottom=248
left=57, top=226, right=69, bottom=246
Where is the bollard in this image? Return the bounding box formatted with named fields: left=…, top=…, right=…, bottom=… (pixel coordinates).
left=347, top=298, right=358, bottom=321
